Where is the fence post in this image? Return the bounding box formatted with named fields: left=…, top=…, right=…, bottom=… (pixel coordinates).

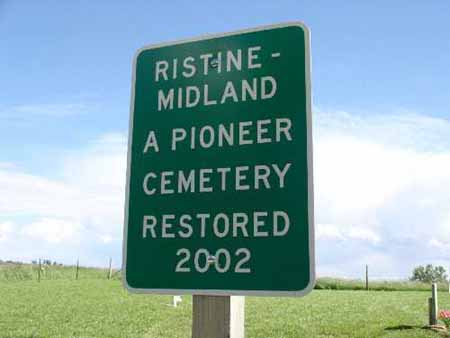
left=107, top=257, right=113, bottom=280
left=75, top=259, right=79, bottom=280
left=365, top=265, right=369, bottom=291
left=38, top=259, right=41, bottom=282
left=429, top=283, right=438, bottom=325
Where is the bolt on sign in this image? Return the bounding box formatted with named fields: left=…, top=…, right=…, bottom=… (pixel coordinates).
left=122, top=22, right=315, bottom=296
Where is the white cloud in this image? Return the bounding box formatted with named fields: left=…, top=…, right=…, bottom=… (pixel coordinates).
left=428, top=238, right=449, bottom=250
left=0, top=133, right=127, bottom=265
left=347, top=227, right=381, bottom=244
left=0, top=162, right=16, bottom=170
left=98, top=234, right=114, bottom=244
left=316, top=224, right=345, bottom=241
left=314, top=109, right=450, bottom=278
left=21, top=218, right=82, bottom=244
left=1, top=109, right=450, bottom=276
left=0, top=103, right=90, bottom=118
left=0, top=221, right=13, bottom=242
left=316, top=224, right=381, bottom=244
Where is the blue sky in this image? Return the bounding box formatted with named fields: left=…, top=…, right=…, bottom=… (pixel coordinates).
left=1, top=1, right=450, bottom=278
left=2, top=1, right=450, bottom=169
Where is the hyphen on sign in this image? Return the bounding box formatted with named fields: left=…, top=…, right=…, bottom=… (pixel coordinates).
left=154, top=46, right=279, bottom=110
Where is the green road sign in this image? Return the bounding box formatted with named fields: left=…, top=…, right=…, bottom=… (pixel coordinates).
left=123, top=22, right=314, bottom=296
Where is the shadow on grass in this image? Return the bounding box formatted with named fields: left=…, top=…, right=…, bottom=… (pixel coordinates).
left=385, top=325, right=421, bottom=331
left=3, top=336, right=39, bottom=338
left=385, top=325, right=449, bottom=337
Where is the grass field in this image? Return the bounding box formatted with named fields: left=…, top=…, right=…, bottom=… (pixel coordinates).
left=315, top=277, right=449, bottom=292
left=1, top=279, right=449, bottom=338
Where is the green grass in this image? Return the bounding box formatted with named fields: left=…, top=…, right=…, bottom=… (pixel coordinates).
left=0, top=279, right=449, bottom=338
left=316, top=277, right=450, bottom=292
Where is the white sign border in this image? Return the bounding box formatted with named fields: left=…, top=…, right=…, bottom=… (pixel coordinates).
left=122, top=21, right=315, bottom=297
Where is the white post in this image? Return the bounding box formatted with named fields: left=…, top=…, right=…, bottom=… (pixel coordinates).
left=173, top=296, right=182, bottom=307
left=192, top=295, right=245, bottom=338
left=230, top=296, right=245, bottom=337
left=448, top=267, right=450, bottom=293
left=429, top=283, right=438, bottom=325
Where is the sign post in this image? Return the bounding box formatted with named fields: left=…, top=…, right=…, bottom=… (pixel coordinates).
left=123, top=22, right=314, bottom=337
left=192, top=295, right=244, bottom=338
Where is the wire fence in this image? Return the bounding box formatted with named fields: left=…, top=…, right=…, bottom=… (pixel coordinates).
left=0, top=259, right=120, bottom=282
